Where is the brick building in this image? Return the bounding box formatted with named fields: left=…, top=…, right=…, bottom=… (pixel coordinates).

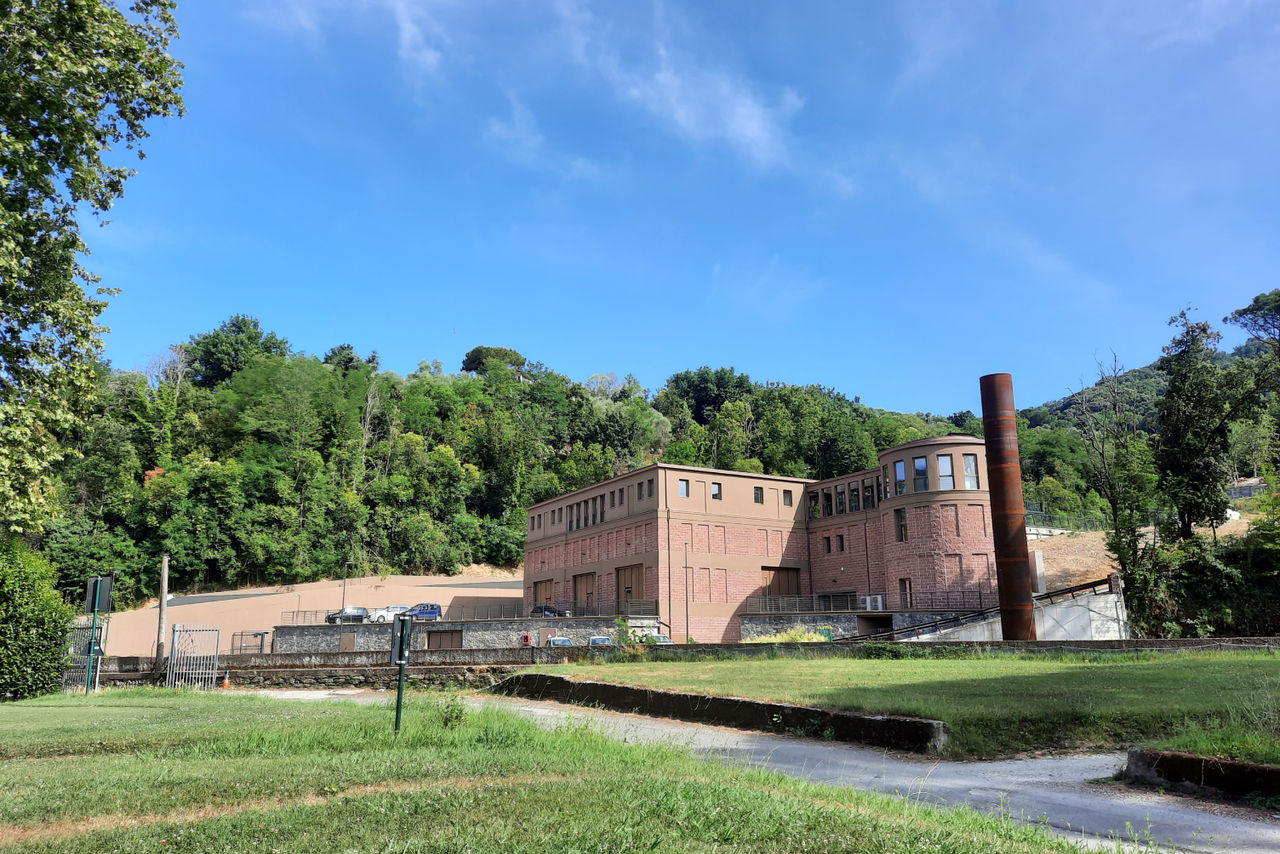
left=523, top=435, right=997, bottom=643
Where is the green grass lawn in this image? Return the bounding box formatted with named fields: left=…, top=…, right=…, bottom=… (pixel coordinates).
left=0, top=690, right=1084, bottom=854
left=537, top=648, right=1280, bottom=762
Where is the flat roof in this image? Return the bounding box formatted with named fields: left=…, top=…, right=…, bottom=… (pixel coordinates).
left=525, top=463, right=815, bottom=511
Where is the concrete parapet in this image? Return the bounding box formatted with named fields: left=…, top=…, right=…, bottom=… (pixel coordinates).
left=493, top=672, right=949, bottom=754
left=1125, top=747, right=1280, bottom=799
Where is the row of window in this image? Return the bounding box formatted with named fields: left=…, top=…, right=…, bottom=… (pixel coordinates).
left=809, top=477, right=880, bottom=519
left=530, top=478, right=656, bottom=533
left=892, top=453, right=980, bottom=496
left=676, top=479, right=795, bottom=507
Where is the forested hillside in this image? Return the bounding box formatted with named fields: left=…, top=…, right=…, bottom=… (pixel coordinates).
left=29, top=298, right=1280, bottom=638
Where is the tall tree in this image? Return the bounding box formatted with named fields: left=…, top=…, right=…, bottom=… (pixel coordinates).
left=1076, top=357, right=1156, bottom=575
left=0, top=0, right=184, bottom=530
left=1154, top=312, right=1262, bottom=540
left=186, top=315, right=290, bottom=388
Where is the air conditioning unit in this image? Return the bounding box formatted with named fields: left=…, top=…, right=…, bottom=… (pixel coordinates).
left=859, top=595, right=885, bottom=611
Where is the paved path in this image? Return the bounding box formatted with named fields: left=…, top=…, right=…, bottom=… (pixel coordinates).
left=251, top=688, right=1280, bottom=854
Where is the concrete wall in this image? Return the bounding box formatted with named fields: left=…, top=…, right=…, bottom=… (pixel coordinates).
left=906, top=593, right=1129, bottom=642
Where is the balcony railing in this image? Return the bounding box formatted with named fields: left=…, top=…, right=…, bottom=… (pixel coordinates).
left=741, top=588, right=1001, bottom=614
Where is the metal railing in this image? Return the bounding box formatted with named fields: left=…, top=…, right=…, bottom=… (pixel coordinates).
left=742, top=588, right=1001, bottom=614
left=531, top=599, right=659, bottom=618
left=279, top=610, right=333, bottom=626
left=1025, top=511, right=1107, bottom=532
left=834, top=578, right=1115, bottom=642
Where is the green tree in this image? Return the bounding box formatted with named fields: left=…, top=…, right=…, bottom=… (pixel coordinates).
left=0, top=0, right=184, bottom=531
left=186, top=315, right=290, bottom=388
left=460, top=346, right=526, bottom=374
left=0, top=537, right=74, bottom=699
left=1154, top=313, right=1262, bottom=540
left=1076, top=358, right=1157, bottom=576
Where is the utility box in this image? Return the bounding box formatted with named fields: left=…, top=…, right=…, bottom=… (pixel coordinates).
left=390, top=614, right=414, bottom=665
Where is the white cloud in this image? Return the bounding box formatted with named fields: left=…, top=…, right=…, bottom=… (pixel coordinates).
left=484, top=95, right=601, bottom=180
left=893, top=0, right=990, bottom=91
left=555, top=2, right=804, bottom=170
left=1144, top=0, right=1259, bottom=50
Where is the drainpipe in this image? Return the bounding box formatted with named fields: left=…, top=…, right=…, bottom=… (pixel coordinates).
left=979, top=373, right=1037, bottom=641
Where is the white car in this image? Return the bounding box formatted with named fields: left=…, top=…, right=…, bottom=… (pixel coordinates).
left=368, top=605, right=410, bottom=623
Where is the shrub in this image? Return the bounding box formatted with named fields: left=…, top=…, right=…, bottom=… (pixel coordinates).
left=745, top=628, right=830, bottom=644
left=0, top=537, right=74, bottom=700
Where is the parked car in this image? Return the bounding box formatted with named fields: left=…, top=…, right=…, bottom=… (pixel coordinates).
left=529, top=604, right=565, bottom=617
left=544, top=636, right=572, bottom=646
left=325, top=606, right=369, bottom=625
left=642, top=633, right=674, bottom=645
left=369, top=605, right=409, bottom=623
left=587, top=636, right=614, bottom=646
left=404, top=602, right=443, bottom=621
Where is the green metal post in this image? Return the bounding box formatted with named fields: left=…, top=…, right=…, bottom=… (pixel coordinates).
left=394, top=660, right=407, bottom=735
left=84, top=578, right=101, bottom=696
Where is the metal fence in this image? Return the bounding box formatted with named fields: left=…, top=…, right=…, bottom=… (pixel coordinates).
left=166, top=624, right=221, bottom=689
left=742, top=589, right=1000, bottom=614
left=1025, top=511, right=1108, bottom=532
left=279, top=610, right=333, bottom=626
left=62, top=616, right=108, bottom=692
left=229, top=630, right=270, bottom=654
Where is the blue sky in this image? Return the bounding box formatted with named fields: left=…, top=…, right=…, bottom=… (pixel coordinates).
left=90, top=0, right=1280, bottom=415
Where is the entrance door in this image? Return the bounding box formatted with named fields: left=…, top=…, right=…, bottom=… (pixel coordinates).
left=573, top=572, right=596, bottom=612
left=615, top=564, right=644, bottom=608
left=532, top=579, right=553, bottom=605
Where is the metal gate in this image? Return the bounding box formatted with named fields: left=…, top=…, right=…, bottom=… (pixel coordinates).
left=62, top=616, right=109, bottom=692
left=166, top=624, right=221, bottom=689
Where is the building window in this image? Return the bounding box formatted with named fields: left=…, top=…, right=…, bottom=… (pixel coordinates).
left=863, top=482, right=875, bottom=509
left=807, top=492, right=818, bottom=518
left=678, top=479, right=690, bottom=498
left=964, top=454, right=980, bottom=489
left=711, top=482, right=722, bottom=500
left=837, top=534, right=845, bottom=552
left=938, top=455, right=955, bottom=490
left=537, top=515, right=542, bottom=529
left=782, top=489, right=793, bottom=507
left=647, top=478, right=654, bottom=498
left=610, top=491, right=616, bottom=508
left=599, top=494, right=605, bottom=523
left=591, top=497, right=597, bottom=525
left=822, top=490, right=833, bottom=517
left=754, top=486, right=764, bottom=504
left=899, top=577, right=913, bottom=609
left=850, top=483, right=861, bottom=512
left=576, top=503, right=582, bottom=529
left=823, top=536, right=832, bottom=554
left=913, top=457, right=928, bottom=492
left=894, top=461, right=907, bottom=495
left=835, top=485, right=846, bottom=514
left=895, top=508, right=908, bottom=542
left=618, top=489, right=624, bottom=506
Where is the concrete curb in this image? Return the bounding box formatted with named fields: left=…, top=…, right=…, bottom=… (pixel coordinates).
left=492, top=672, right=949, bottom=754
left=1125, top=747, right=1280, bottom=799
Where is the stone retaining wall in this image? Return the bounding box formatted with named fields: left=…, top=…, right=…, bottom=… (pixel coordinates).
left=493, top=672, right=949, bottom=754
left=272, top=618, right=623, bottom=653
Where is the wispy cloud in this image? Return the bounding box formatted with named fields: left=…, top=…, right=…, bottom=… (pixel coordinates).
left=554, top=1, right=805, bottom=170
left=1144, top=0, right=1258, bottom=50
left=893, top=0, right=991, bottom=91
left=708, top=254, right=828, bottom=323
left=484, top=95, right=601, bottom=180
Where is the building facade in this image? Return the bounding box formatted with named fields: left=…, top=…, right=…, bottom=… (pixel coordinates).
left=523, top=435, right=997, bottom=643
